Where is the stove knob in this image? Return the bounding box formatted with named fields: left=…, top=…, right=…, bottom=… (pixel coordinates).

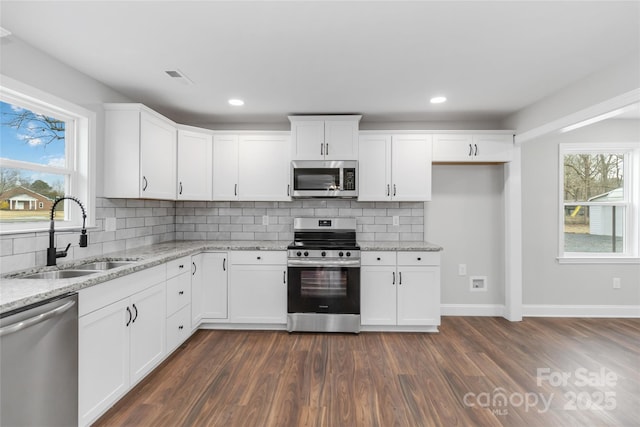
left=304, top=251, right=309, bottom=257
left=346, top=252, right=351, bottom=257
left=321, top=251, right=326, bottom=257
left=296, top=251, right=302, bottom=257
left=338, top=251, right=344, bottom=257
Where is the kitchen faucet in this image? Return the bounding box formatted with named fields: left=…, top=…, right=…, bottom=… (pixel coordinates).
left=47, top=196, right=88, bottom=266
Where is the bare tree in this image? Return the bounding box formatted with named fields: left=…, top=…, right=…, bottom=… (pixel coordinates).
left=1, top=105, right=65, bottom=147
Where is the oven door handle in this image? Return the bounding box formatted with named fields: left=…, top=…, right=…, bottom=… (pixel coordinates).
left=287, top=259, right=361, bottom=268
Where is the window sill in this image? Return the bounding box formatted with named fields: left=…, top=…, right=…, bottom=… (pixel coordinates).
left=557, top=256, right=640, bottom=265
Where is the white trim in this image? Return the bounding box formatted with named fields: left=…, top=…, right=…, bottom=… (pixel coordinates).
left=441, top=304, right=505, bottom=317
left=360, top=325, right=439, bottom=333
left=523, top=304, right=640, bottom=318
left=557, top=257, right=640, bottom=264
left=504, top=145, right=523, bottom=321
left=515, top=88, right=640, bottom=144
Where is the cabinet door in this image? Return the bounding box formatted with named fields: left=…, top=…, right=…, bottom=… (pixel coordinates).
left=129, top=283, right=166, bottom=384
left=358, top=134, right=391, bottom=201
left=432, top=134, right=474, bottom=162
left=177, top=130, right=213, bottom=200
left=324, top=120, right=358, bottom=160
left=396, top=266, right=440, bottom=326
left=103, top=109, right=141, bottom=198
left=140, top=111, right=177, bottom=199
left=201, top=252, right=228, bottom=319
left=190, top=254, right=204, bottom=328
left=391, top=135, right=432, bottom=201
left=229, top=265, right=287, bottom=323
left=361, top=265, right=397, bottom=325
left=78, top=298, right=130, bottom=427
left=472, top=134, right=513, bottom=162
left=239, top=135, right=291, bottom=201
left=213, top=135, right=239, bottom=200
left=291, top=120, right=325, bottom=160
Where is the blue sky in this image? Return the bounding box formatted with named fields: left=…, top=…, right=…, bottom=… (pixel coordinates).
left=0, top=100, right=66, bottom=167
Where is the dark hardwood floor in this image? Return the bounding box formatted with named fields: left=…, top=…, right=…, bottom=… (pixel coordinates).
left=94, top=317, right=640, bottom=426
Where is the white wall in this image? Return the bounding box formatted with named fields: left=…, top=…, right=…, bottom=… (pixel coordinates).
left=426, top=165, right=505, bottom=308
left=0, top=35, right=132, bottom=196
left=521, top=120, right=640, bottom=308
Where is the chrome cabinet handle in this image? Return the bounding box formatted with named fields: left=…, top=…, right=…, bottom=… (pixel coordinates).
left=132, top=304, right=138, bottom=323
left=142, top=176, right=148, bottom=191
left=0, top=299, right=76, bottom=337
left=125, top=306, right=132, bottom=327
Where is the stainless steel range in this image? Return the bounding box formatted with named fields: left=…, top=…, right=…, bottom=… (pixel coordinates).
left=287, top=217, right=360, bottom=333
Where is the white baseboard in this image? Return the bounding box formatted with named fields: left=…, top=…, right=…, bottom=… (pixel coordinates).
left=441, top=304, right=505, bottom=317
left=523, top=304, right=640, bottom=318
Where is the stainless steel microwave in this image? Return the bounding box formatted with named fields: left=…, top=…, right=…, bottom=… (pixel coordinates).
left=291, top=160, right=358, bottom=198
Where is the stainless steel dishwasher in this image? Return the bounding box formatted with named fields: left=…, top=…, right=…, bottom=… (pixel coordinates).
left=0, top=293, right=78, bottom=427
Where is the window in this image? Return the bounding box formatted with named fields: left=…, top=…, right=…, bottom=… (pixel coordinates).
left=0, top=77, right=94, bottom=233
left=560, top=143, right=639, bottom=260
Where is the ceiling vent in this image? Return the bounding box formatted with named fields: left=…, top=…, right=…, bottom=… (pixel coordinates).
left=164, top=69, right=194, bottom=85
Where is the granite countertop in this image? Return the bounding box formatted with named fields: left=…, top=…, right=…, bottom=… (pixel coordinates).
left=1, top=239, right=442, bottom=314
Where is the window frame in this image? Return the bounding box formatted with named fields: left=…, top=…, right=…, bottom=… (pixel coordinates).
left=0, top=75, right=95, bottom=234
left=558, top=142, right=640, bottom=263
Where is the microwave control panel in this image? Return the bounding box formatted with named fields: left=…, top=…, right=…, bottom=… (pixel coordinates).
left=343, top=168, right=356, bottom=191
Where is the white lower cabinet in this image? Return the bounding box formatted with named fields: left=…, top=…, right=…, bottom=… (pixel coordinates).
left=191, top=252, right=228, bottom=328
left=361, top=251, right=441, bottom=329
left=78, top=276, right=166, bottom=427
left=228, top=251, right=287, bottom=324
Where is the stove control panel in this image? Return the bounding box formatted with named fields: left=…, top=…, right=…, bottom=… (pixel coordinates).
left=288, top=249, right=360, bottom=260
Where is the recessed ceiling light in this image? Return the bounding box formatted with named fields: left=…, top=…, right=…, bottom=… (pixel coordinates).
left=228, top=99, right=244, bottom=106
left=430, top=96, right=447, bottom=104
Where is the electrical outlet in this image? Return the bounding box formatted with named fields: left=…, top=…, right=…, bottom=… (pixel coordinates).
left=613, top=277, right=621, bottom=289
left=262, top=215, right=269, bottom=226
left=470, top=276, right=487, bottom=292
left=392, top=216, right=400, bottom=226
left=458, top=264, right=467, bottom=276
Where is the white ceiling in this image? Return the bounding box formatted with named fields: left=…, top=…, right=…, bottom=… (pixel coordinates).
left=1, top=1, right=639, bottom=127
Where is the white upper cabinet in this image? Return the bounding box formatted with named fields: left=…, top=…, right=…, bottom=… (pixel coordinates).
left=177, top=129, right=213, bottom=201
left=358, top=134, right=432, bottom=201
left=239, top=134, right=291, bottom=201
left=432, top=133, right=513, bottom=163
left=289, top=115, right=361, bottom=160
left=104, top=104, right=177, bottom=200
left=212, top=134, right=240, bottom=200
left=213, top=133, right=291, bottom=201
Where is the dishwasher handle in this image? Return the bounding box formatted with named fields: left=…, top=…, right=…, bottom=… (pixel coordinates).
left=0, top=299, right=76, bottom=337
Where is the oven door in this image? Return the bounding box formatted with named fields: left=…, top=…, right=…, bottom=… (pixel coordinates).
left=287, top=264, right=360, bottom=314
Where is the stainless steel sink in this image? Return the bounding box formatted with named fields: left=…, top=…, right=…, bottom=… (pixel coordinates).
left=19, top=270, right=97, bottom=280
left=75, top=261, right=134, bottom=270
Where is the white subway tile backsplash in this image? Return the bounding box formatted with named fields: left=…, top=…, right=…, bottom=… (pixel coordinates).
left=1, top=197, right=424, bottom=274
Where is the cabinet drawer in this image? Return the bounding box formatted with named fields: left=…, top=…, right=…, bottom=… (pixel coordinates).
left=166, top=305, right=191, bottom=351
left=361, top=251, right=396, bottom=266
left=397, top=251, right=440, bottom=266
left=166, top=256, right=190, bottom=279
left=166, top=273, right=190, bottom=315
left=230, top=251, right=286, bottom=265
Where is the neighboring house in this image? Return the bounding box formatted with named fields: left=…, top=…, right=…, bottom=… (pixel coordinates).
left=588, top=187, right=623, bottom=237
left=0, top=186, right=54, bottom=211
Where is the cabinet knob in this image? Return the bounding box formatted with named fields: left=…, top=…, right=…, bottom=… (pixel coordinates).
left=179, top=291, right=184, bottom=295
left=178, top=325, right=184, bottom=330
left=377, top=257, right=381, bottom=261
left=257, top=256, right=261, bottom=260
left=179, top=264, right=184, bottom=269
left=417, top=257, right=422, bottom=261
